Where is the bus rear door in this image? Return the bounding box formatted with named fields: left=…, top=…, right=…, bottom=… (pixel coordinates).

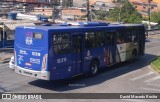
left=72, top=35, right=83, bottom=75
left=105, top=32, right=116, bottom=65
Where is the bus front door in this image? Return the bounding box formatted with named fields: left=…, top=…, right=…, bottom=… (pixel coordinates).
left=72, top=35, right=83, bottom=75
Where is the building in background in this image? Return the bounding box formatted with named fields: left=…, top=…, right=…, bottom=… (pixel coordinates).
left=89, top=0, right=117, bottom=5
left=62, top=7, right=86, bottom=20
left=73, top=0, right=117, bottom=7
left=129, top=0, right=160, bottom=16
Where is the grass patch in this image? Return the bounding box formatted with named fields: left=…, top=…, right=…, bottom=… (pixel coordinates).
left=151, top=57, right=160, bottom=73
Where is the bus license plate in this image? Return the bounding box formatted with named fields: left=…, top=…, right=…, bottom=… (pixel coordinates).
left=23, top=71, right=32, bottom=75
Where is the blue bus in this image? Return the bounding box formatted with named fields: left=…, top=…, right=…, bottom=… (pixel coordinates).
left=14, top=22, right=145, bottom=80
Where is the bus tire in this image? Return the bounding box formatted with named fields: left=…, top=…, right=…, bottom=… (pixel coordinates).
left=89, top=60, right=99, bottom=76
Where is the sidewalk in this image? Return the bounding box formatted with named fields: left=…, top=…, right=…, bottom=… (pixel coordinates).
left=0, top=52, right=13, bottom=63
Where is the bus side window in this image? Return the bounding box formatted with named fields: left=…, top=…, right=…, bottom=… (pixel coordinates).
left=132, top=28, right=138, bottom=42
left=116, top=32, right=124, bottom=44
left=85, top=32, right=96, bottom=49
left=124, top=29, right=132, bottom=42
left=72, top=36, right=81, bottom=53
left=53, top=34, right=70, bottom=54
left=106, top=32, right=115, bottom=45
left=5, top=31, right=14, bottom=40
left=96, top=31, right=105, bottom=47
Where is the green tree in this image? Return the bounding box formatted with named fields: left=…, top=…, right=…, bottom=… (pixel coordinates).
left=94, top=10, right=109, bottom=20
left=108, top=1, right=142, bottom=23
left=151, top=12, right=160, bottom=24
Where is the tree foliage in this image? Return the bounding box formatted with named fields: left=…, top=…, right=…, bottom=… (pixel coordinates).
left=94, top=10, right=109, bottom=20
left=151, top=12, right=160, bottom=24
left=108, top=1, right=142, bottom=23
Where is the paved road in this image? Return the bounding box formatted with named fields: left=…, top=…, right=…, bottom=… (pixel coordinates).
left=0, top=35, right=160, bottom=102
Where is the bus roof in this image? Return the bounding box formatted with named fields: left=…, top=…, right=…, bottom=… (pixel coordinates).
left=16, top=22, right=144, bottom=31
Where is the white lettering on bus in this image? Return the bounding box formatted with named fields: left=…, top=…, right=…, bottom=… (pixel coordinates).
left=57, top=57, right=67, bottom=63
left=26, top=37, right=33, bottom=45
left=20, top=50, right=27, bottom=55
left=18, top=55, right=24, bottom=61
left=30, top=58, right=40, bottom=64
left=32, top=52, right=41, bottom=56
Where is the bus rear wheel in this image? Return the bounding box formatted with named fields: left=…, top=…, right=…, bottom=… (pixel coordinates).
left=89, top=60, right=99, bottom=76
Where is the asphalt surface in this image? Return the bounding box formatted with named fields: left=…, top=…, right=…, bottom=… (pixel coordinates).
left=0, top=35, right=160, bottom=102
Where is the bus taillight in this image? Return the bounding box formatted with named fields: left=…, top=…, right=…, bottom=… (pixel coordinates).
left=42, top=54, right=47, bottom=71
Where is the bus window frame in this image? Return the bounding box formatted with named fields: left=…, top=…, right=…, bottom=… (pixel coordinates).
left=5, top=30, right=15, bottom=41
left=85, top=30, right=106, bottom=49
left=85, top=32, right=96, bottom=49
left=95, top=31, right=106, bottom=47
left=52, top=33, right=71, bottom=55
left=116, top=31, right=124, bottom=44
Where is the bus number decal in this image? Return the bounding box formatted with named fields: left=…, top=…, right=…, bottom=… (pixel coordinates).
left=32, top=52, right=41, bottom=56
left=30, top=58, right=40, bottom=64
left=57, top=58, right=67, bottom=64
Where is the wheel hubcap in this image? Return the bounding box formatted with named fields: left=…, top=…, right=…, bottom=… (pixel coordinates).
left=92, top=64, right=97, bottom=74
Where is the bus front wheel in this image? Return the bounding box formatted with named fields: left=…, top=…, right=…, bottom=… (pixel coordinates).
left=89, top=60, right=99, bottom=76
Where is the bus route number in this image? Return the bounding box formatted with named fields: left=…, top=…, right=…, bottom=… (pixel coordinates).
left=32, top=52, right=41, bottom=56
left=57, top=58, right=67, bottom=64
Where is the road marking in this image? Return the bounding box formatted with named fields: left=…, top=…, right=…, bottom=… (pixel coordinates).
left=144, top=76, right=160, bottom=83
left=147, top=84, right=160, bottom=87
left=130, top=71, right=154, bottom=81
left=140, top=87, right=160, bottom=92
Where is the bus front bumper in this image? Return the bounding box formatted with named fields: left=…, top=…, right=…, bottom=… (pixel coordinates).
left=15, top=66, right=50, bottom=80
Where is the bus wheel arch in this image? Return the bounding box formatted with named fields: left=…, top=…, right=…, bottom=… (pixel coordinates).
left=89, top=58, right=99, bottom=76
left=131, top=49, right=137, bottom=60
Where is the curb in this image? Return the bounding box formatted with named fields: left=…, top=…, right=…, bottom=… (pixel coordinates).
left=148, top=57, right=160, bottom=75
left=148, top=65, right=160, bottom=76
left=147, top=30, right=160, bottom=36
left=148, top=33, right=160, bottom=36
left=0, top=59, right=10, bottom=64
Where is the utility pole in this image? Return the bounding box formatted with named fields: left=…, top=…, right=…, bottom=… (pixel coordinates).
left=86, top=0, right=90, bottom=21
left=52, top=4, right=55, bottom=22
left=118, top=5, right=122, bottom=22
left=148, top=0, right=151, bottom=30
left=52, top=0, right=59, bottom=23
